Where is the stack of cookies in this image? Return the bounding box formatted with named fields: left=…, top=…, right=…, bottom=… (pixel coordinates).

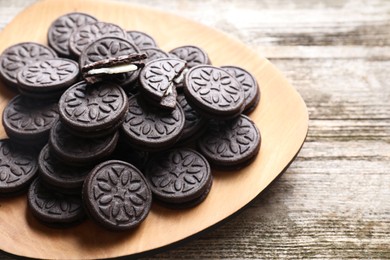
left=0, top=12, right=261, bottom=231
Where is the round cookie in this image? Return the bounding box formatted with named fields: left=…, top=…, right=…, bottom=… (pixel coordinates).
left=121, top=95, right=185, bottom=151
left=0, top=42, right=57, bottom=90
left=145, top=148, right=212, bottom=208
left=183, top=65, right=245, bottom=119
left=49, top=120, right=119, bottom=166
left=28, top=178, right=85, bottom=226
left=17, top=58, right=79, bottom=97
left=79, top=36, right=140, bottom=87
left=69, top=22, right=126, bottom=58
left=38, top=144, right=92, bottom=193
left=82, top=160, right=152, bottom=231
left=2, top=95, right=59, bottom=144
left=169, top=45, right=211, bottom=68
left=197, top=114, right=261, bottom=170
left=176, top=92, right=208, bottom=145
left=0, top=139, right=39, bottom=196
left=47, top=12, right=98, bottom=57
left=221, top=65, right=260, bottom=114
left=58, top=81, right=128, bottom=137
left=126, top=30, right=157, bottom=50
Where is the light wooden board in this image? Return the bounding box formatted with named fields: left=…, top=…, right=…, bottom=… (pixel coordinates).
left=0, top=0, right=308, bottom=259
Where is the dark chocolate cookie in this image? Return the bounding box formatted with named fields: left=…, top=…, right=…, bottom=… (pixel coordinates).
left=49, top=120, right=119, bottom=166
left=58, top=81, right=128, bottom=137
left=142, top=48, right=169, bottom=63
left=17, top=58, right=79, bottom=96
left=176, top=92, right=207, bottom=144
left=121, top=95, right=185, bottom=151
left=28, top=178, right=85, bottom=226
left=126, top=30, right=157, bottom=50
left=184, top=65, right=245, bottom=119
left=145, top=148, right=212, bottom=207
left=0, top=139, right=39, bottom=196
left=221, top=66, right=260, bottom=114
left=197, top=114, right=261, bottom=170
left=69, top=22, right=126, bottom=58
left=79, top=36, right=140, bottom=86
left=38, top=144, right=91, bottom=192
left=169, top=45, right=211, bottom=68
left=47, top=12, right=98, bottom=57
left=139, top=58, right=186, bottom=109
left=82, top=160, right=152, bottom=231
left=2, top=95, right=59, bottom=144
left=0, top=42, right=57, bottom=90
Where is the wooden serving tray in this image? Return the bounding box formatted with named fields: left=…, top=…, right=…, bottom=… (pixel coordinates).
left=0, top=0, right=308, bottom=259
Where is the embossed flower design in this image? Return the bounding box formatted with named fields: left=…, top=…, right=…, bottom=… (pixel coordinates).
left=204, top=117, right=256, bottom=158
left=64, top=84, right=122, bottom=124
left=1, top=44, right=55, bottom=80
left=94, top=166, right=148, bottom=223
left=22, top=60, right=77, bottom=85
left=7, top=97, right=58, bottom=131
left=150, top=151, right=205, bottom=195
left=126, top=101, right=181, bottom=140
left=35, top=185, right=81, bottom=215
left=189, top=67, right=243, bottom=108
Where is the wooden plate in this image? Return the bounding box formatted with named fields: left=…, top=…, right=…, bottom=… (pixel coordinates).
left=0, top=0, right=308, bottom=259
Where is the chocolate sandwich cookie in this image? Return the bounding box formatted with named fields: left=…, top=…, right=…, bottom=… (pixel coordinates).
left=176, top=92, right=207, bottom=145
left=38, top=144, right=91, bottom=193
left=183, top=65, right=245, bottom=119
left=0, top=139, right=39, bottom=196
left=28, top=178, right=85, bottom=227
left=69, top=22, right=126, bottom=58
left=221, top=66, right=260, bottom=114
left=145, top=148, right=212, bottom=208
left=121, top=95, right=185, bottom=151
left=2, top=95, right=59, bottom=144
left=49, top=120, right=119, bottom=166
left=139, top=58, right=186, bottom=109
left=0, top=42, right=57, bottom=90
left=79, top=37, right=141, bottom=86
left=17, top=58, right=79, bottom=98
left=47, top=12, right=98, bottom=57
left=58, top=81, right=128, bottom=137
left=82, top=160, right=152, bottom=231
left=169, top=45, right=211, bottom=68
left=197, top=114, right=261, bottom=170
left=126, top=30, right=157, bottom=50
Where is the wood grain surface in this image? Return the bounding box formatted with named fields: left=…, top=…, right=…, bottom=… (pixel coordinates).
left=1, top=0, right=389, bottom=259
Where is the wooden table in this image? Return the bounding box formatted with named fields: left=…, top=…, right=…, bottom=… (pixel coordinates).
left=1, top=0, right=389, bottom=258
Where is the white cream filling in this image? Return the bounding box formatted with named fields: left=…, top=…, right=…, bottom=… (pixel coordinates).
left=86, top=64, right=138, bottom=75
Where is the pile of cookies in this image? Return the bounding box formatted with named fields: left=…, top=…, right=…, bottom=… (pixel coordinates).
left=0, top=12, right=261, bottom=231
